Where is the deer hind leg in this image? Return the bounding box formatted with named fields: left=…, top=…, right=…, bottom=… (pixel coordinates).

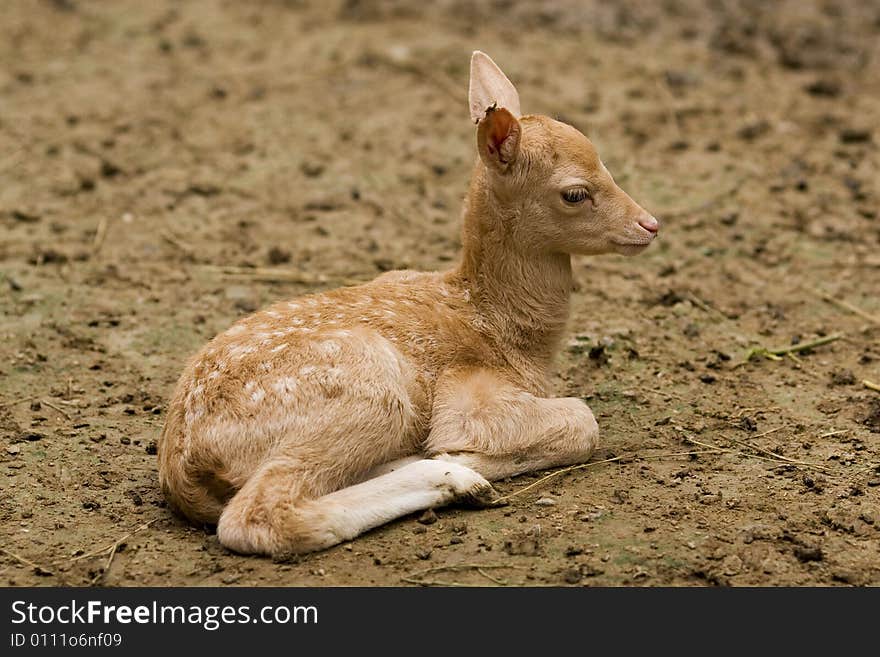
left=425, top=368, right=600, bottom=482
left=217, top=457, right=496, bottom=557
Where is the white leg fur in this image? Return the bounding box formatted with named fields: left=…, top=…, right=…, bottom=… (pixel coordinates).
left=217, top=459, right=496, bottom=557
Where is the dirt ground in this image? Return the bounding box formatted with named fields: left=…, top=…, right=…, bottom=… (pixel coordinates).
left=2, top=0, right=879, bottom=587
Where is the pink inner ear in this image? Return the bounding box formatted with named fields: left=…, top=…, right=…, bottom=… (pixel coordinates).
left=485, top=108, right=518, bottom=162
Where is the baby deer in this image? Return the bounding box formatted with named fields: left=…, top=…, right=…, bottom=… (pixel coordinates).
left=158, top=52, right=659, bottom=556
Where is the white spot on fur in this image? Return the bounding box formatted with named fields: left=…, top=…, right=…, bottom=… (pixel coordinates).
left=271, top=377, right=298, bottom=396
left=228, top=344, right=257, bottom=360
left=227, top=324, right=246, bottom=336
left=271, top=343, right=289, bottom=353
left=266, top=311, right=281, bottom=319
left=299, top=365, right=317, bottom=376
left=317, top=340, right=341, bottom=358
left=287, top=303, right=300, bottom=311
left=250, top=388, right=265, bottom=403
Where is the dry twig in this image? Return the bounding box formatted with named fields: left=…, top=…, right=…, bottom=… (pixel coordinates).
left=813, top=291, right=880, bottom=325
left=402, top=563, right=520, bottom=587
left=0, top=547, right=54, bottom=576
left=739, top=333, right=843, bottom=365
left=496, top=449, right=720, bottom=503
left=70, top=518, right=159, bottom=566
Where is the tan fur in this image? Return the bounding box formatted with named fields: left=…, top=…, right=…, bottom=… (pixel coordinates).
left=158, top=52, right=659, bottom=556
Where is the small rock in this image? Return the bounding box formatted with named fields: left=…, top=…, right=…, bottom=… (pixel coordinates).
left=534, top=497, right=557, bottom=507
left=804, top=78, right=841, bottom=97
left=722, top=554, right=742, bottom=576
left=417, top=509, right=438, bottom=525
left=12, top=209, right=41, bottom=223
left=588, top=344, right=610, bottom=366
left=739, top=416, right=757, bottom=432
left=300, top=161, right=325, bottom=178
left=737, top=120, right=771, bottom=141
left=839, top=128, right=871, bottom=144
left=266, top=246, right=291, bottom=265
left=411, top=525, right=427, bottom=534
left=144, top=441, right=157, bottom=455
left=6, top=445, right=21, bottom=455
left=562, top=567, right=582, bottom=584
left=415, top=549, right=432, bottom=560
left=793, top=545, right=823, bottom=562
left=829, top=369, right=856, bottom=386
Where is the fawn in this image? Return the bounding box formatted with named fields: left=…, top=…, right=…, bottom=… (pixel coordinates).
left=158, top=52, right=659, bottom=556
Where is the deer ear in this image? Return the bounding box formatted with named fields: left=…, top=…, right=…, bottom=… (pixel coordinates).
left=476, top=106, right=521, bottom=170
left=468, top=51, right=522, bottom=124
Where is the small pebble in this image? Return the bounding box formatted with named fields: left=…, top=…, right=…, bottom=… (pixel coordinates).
left=534, top=497, right=557, bottom=507
left=417, top=509, right=438, bottom=525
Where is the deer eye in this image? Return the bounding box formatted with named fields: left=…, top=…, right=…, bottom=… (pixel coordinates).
left=561, top=187, right=590, bottom=204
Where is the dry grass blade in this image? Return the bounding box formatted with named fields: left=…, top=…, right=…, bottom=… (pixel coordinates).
left=92, top=216, right=109, bottom=255
left=684, top=436, right=834, bottom=473
left=402, top=563, right=520, bottom=587
left=42, top=399, right=71, bottom=420
left=70, top=518, right=159, bottom=564
left=740, top=333, right=843, bottom=365
left=160, top=229, right=195, bottom=256
left=496, top=449, right=721, bottom=502
left=813, top=291, right=880, bottom=325
left=0, top=396, right=35, bottom=408
left=864, top=380, right=880, bottom=393
left=0, top=547, right=54, bottom=576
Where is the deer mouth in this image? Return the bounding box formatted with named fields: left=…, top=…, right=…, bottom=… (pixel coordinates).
left=610, top=239, right=653, bottom=256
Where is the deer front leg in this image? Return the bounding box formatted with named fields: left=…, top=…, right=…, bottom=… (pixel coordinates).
left=425, top=368, right=599, bottom=482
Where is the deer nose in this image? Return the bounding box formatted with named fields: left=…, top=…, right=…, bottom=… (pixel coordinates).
left=638, top=215, right=659, bottom=234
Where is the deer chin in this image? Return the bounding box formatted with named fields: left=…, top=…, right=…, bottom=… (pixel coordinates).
left=610, top=240, right=653, bottom=256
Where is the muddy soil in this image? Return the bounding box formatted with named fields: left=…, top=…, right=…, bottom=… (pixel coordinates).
left=2, top=0, right=879, bottom=587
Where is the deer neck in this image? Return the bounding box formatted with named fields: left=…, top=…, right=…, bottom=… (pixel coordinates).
left=451, top=166, right=573, bottom=365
